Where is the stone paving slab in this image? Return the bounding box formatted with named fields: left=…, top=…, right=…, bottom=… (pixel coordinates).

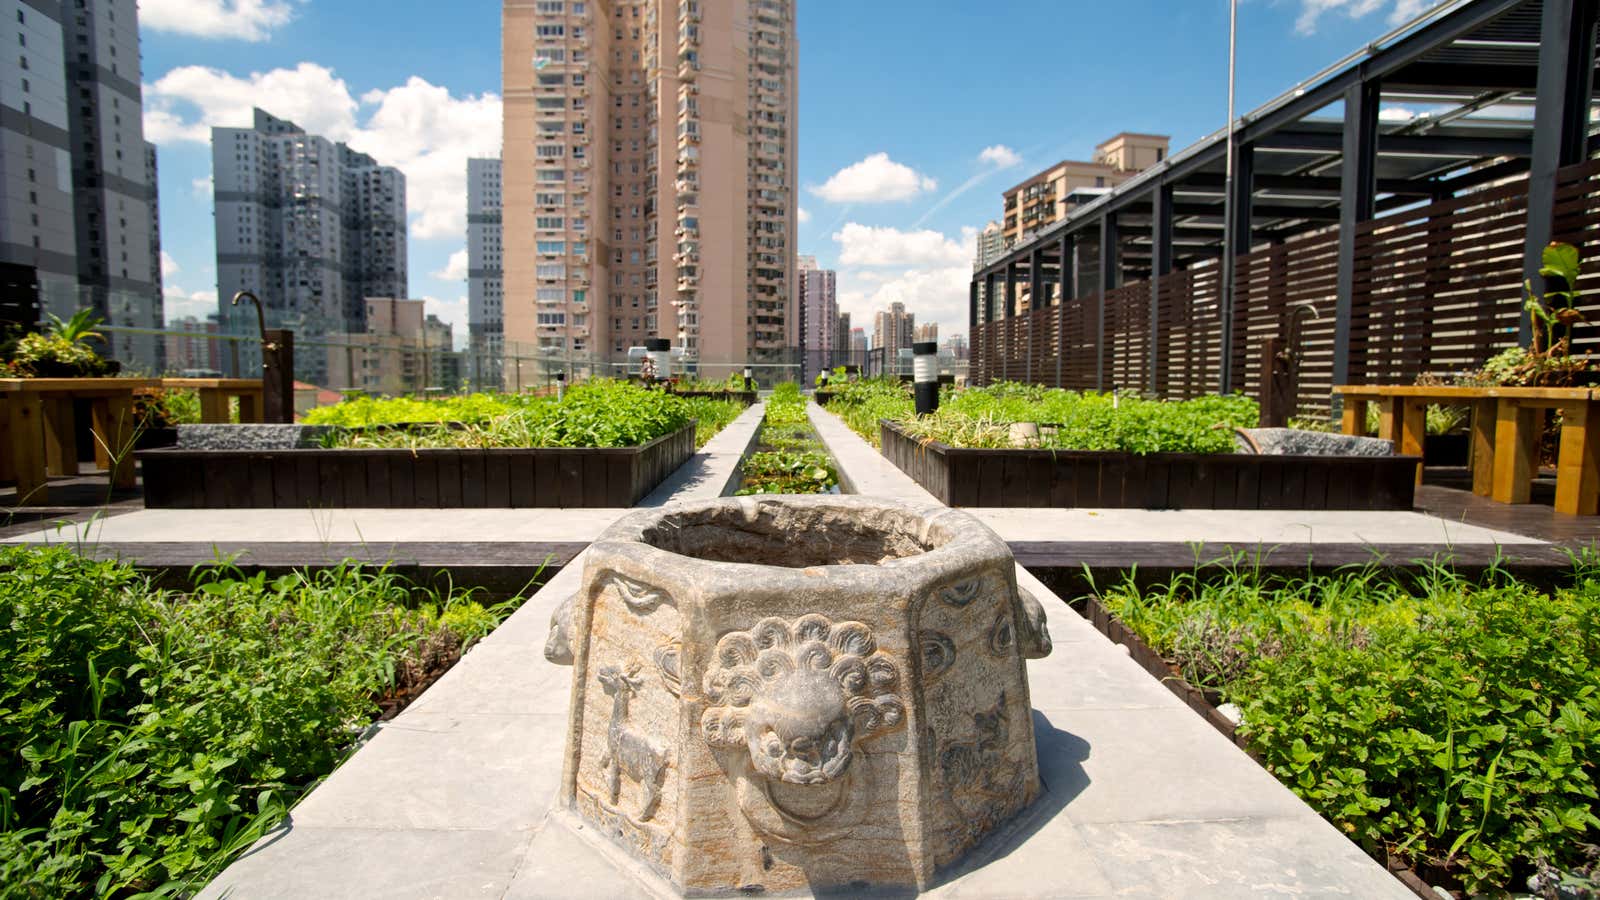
left=200, top=556, right=1412, bottom=899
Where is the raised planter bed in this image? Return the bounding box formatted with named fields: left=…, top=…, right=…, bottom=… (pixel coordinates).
left=671, top=389, right=757, bottom=405
left=879, top=420, right=1418, bottom=510
left=137, top=422, right=696, bottom=509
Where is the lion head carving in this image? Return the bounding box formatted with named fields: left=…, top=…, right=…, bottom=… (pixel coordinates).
left=701, top=615, right=904, bottom=785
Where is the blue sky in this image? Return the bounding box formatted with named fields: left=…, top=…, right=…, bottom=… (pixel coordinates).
left=141, top=0, right=1444, bottom=345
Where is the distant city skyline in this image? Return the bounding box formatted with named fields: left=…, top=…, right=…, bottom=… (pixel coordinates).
left=134, top=0, right=1446, bottom=347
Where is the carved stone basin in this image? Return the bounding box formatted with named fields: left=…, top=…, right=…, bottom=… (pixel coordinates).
left=545, top=496, right=1051, bottom=894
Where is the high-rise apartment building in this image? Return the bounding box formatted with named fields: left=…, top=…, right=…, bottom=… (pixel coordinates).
left=835, top=311, right=851, bottom=361
left=2, top=0, right=162, bottom=366
left=849, top=326, right=867, bottom=356
left=212, top=108, right=406, bottom=382
left=973, top=220, right=1005, bottom=269
left=796, top=254, right=835, bottom=378
left=1001, top=133, right=1168, bottom=246
left=502, top=0, right=797, bottom=379
left=874, top=302, right=914, bottom=358
left=467, top=157, right=504, bottom=383
left=914, top=322, right=938, bottom=344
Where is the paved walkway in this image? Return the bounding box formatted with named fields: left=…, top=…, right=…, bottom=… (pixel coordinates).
left=185, top=401, right=1459, bottom=898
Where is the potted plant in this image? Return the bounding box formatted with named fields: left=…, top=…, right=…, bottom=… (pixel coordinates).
left=1, top=310, right=121, bottom=378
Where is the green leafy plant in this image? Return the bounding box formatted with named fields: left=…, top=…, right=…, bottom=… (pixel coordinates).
left=0, top=547, right=531, bottom=896
left=734, top=382, right=839, bottom=494
left=3, top=310, right=117, bottom=378
left=314, top=380, right=741, bottom=450
left=1098, top=562, right=1600, bottom=894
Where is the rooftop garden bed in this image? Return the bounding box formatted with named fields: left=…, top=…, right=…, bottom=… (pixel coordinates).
left=139, top=381, right=739, bottom=508
left=0, top=546, right=531, bottom=897
left=734, top=383, right=838, bottom=495
left=1089, top=562, right=1600, bottom=898
left=822, top=379, right=1415, bottom=509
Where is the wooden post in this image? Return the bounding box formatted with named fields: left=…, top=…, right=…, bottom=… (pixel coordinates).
left=7, top=392, right=47, bottom=505
left=1492, top=399, right=1539, bottom=504
left=103, top=394, right=136, bottom=489
left=43, top=397, right=79, bottom=475
left=1554, top=399, right=1600, bottom=515
left=1400, top=399, right=1426, bottom=484
left=1339, top=397, right=1368, bottom=436
left=1258, top=338, right=1294, bottom=427
left=1470, top=398, right=1496, bottom=496
left=199, top=388, right=230, bottom=424
left=263, top=329, right=294, bottom=423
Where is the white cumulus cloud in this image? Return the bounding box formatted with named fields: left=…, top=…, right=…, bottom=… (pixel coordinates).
left=1378, top=106, right=1417, bottom=122
left=190, top=175, right=213, bottom=199
left=139, top=0, right=295, bottom=42
left=811, top=153, right=936, bottom=204
left=978, top=145, right=1022, bottom=168
left=797, top=207, right=811, bottom=224
left=838, top=266, right=971, bottom=348
left=163, top=286, right=219, bottom=322
left=1294, top=0, right=1444, bottom=35
left=143, top=63, right=502, bottom=240
left=832, top=223, right=968, bottom=268
left=432, top=249, right=469, bottom=281
left=160, top=251, right=181, bottom=278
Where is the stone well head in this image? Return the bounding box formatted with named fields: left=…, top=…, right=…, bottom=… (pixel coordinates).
left=546, top=496, right=1051, bottom=894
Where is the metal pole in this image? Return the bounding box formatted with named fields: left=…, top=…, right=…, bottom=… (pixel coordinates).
left=1220, top=0, right=1239, bottom=395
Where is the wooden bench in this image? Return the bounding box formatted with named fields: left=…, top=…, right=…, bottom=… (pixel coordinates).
left=159, top=377, right=265, bottom=423
left=1, top=377, right=161, bottom=505
left=1334, top=385, right=1600, bottom=515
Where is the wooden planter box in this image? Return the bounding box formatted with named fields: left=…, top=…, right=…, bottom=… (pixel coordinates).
left=879, top=421, right=1417, bottom=510
left=138, top=423, right=696, bottom=509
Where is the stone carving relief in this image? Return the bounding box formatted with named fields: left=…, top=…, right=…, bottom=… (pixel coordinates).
left=597, top=663, right=672, bottom=822
left=612, top=573, right=672, bottom=612
left=700, top=614, right=906, bottom=843
left=940, top=577, right=981, bottom=608
left=920, top=631, right=957, bottom=679
left=652, top=640, right=682, bottom=696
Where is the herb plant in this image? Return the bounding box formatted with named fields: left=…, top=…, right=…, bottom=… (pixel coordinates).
left=1098, top=562, right=1600, bottom=894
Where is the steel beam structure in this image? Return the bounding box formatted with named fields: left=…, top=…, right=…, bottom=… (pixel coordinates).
left=1521, top=0, right=1597, bottom=342
left=1150, top=184, right=1173, bottom=388
left=1333, top=81, right=1380, bottom=393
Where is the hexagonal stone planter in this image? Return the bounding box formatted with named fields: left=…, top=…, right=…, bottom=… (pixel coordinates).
left=545, top=496, right=1052, bottom=894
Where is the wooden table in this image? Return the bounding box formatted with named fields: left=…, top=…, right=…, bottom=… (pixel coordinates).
left=1, top=377, right=161, bottom=505
left=159, top=377, right=264, bottom=423
left=1334, top=385, right=1600, bottom=515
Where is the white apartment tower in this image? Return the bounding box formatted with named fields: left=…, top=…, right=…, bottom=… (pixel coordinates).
left=502, top=0, right=798, bottom=378
left=467, top=157, right=504, bottom=384
left=2, top=0, right=162, bottom=366
left=212, top=108, right=406, bottom=381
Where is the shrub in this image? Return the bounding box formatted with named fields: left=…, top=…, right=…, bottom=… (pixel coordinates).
left=1098, top=563, right=1600, bottom=894
left=319, top=380, right=739, bottom=450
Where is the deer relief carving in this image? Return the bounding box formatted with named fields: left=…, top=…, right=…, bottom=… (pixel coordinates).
left=596, top=664, right=671, bottom=822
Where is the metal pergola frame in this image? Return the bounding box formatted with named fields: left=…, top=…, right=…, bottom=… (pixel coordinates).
left=971, top=0, right=1599, bottom=393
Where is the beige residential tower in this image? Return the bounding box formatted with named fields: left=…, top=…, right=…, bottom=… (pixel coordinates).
left=502, top=0, right=797, bottom=379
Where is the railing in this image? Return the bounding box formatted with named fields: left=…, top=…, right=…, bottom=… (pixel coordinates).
left=971, top=156, right=1600, bottom=416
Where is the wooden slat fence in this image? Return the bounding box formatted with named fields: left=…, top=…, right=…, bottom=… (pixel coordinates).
left=970, top=157, right=1600, bottom=411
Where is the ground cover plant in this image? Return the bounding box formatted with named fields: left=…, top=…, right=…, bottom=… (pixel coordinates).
left=307, top=380, right=741, bottom=450
left=0, top=546, right=526, bottom=898
left=735, top=382, right=837, bottom=494
left=823, top=378, right=1258, bottom=454
left=816, top=377, right=914, bottom=448
left=1096, top=562, right=1600, bottom=896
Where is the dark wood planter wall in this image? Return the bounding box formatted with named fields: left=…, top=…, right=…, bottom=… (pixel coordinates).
left=879, top=421, right=1418, bottom=510
left=671, top=390, right=756, bottom=405
left=138, top=423, right=696, bottom=509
